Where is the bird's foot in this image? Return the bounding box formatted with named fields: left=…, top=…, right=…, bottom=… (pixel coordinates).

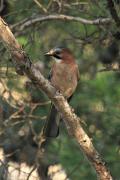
left=55, top=90, right=62, bottom=97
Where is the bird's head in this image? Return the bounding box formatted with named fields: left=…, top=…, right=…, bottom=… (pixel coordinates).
left=45, top=47, right=75, bottom=63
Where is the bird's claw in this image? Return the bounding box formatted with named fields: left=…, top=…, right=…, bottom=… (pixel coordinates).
left=55, top=90, right=62, bottom=96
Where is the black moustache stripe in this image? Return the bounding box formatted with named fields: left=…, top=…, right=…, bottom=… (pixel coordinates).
left=53, top=54, right=61, bottom=59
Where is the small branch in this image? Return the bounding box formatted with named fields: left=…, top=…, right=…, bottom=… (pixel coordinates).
left=46, top=0, right=53, bottom=10
left=27, top=165, right=36, bottom=180
left=11, top=14, right=111, bottom=32
left=33, top=0, right=47, bottom=13
left=107, top=0, right=120, bottom=26
left=98, top=67, right=120, bottom=72
left=0, top=17, right=113, bottom=180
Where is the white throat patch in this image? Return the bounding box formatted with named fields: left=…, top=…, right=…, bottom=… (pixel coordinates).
left=53, top=57, right=62, bottom=63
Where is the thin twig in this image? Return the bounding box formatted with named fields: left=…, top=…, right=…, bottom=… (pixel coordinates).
left=33, top=0, right=47, bottom=13
left=27, top=165, right=36, bottom=180
left=98, top=68, right=120, bottom=72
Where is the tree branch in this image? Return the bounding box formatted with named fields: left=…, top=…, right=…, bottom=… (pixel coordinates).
left=11, top=14, right=111, bottom=32
left=33, top=0, right=47, bottom=13
left=98, top=68, right=120, bottom=72
left=0, top=17, right=113, bottom=180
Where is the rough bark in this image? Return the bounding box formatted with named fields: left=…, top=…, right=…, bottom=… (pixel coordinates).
left=0, top=17, right=113, bottom=180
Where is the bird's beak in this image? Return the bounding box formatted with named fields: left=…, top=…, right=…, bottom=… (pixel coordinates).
left=45, top=49, right=54, bottom=56
left=45, top=52, right=51, bottom=56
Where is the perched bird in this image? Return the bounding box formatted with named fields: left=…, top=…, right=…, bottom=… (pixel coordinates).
left=43, top=47, right=80, bottom=137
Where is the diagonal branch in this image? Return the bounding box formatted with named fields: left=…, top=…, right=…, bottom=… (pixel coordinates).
left=0, top=17, right=113, bottom=180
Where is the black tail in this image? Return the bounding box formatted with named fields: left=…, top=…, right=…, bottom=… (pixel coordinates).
left=43, top=104, right=60, bottom=137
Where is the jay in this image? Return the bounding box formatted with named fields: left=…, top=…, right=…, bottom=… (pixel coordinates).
left=43, top=47, right=79, bottom=137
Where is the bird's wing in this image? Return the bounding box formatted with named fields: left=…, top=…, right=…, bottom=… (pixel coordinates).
left=48, top=69, right=53, bottom=81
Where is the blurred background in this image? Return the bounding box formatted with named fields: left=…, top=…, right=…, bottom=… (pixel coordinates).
left=0, top=0, right=120, bottom=179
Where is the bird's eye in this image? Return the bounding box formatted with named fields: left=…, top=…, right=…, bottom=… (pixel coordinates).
left=53, top=48, right=62, bottom=60
left=55, top=51, right=60, bottom=55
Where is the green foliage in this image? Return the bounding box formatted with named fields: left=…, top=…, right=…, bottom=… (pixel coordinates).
left=0, top=0, right=120, bottom=179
